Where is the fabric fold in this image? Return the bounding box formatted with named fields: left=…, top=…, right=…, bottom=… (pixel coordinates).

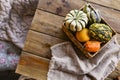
left=48, top=34, right=120, bottom=80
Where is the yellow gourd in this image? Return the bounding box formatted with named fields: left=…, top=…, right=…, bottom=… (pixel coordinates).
left=76, top=28, right=90, bottom=42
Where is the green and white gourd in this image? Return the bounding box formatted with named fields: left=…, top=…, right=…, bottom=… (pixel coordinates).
left=83, top=3, right=101, bottom=23
left=90, top=10, right=101, bottom=23
left=83, top=3, right=91, bottom=21
left=89, top=23, right=113, bottom=43
left=64, top=10, right=88, bottom=32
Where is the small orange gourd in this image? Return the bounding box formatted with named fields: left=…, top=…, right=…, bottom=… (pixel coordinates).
left=84, top=41, right=101, bottom=52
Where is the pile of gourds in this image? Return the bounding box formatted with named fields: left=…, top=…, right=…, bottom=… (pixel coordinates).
left=64, top=3, right=113, bottom=53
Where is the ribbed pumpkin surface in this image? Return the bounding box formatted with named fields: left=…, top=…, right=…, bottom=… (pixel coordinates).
left=64, top=10, right=88, bottom=32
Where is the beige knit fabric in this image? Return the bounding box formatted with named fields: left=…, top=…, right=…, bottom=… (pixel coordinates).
left=0, top=0, right=38, bottom=49
left=48, top=34, right=120, bottom=80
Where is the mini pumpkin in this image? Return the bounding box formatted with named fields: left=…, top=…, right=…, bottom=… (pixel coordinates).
left=84, top=41, right=101, bottom=52
left=64, top=10, right=88, bottom=32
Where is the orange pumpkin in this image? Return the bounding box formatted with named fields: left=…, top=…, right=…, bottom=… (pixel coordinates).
left=84, top=41, right=101, bottom=52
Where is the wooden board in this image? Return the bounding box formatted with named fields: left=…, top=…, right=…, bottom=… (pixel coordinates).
left=38, top=0, right=85, bottom=16
left=23, top=30, right=65, bottom=59
left=84, top=0, right=120, bottom=11
left=38, top=0, right=120, bottom=33
left=16, top=0, right=120, bottom=79
left=16, top=52, right=49, bottom=80
left=31, top=10, right=67, bottom=40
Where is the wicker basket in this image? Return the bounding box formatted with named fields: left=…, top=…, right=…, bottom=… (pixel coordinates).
left=62, top=4, right=116, bottom=58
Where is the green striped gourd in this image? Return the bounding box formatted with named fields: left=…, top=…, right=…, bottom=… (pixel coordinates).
left=89, top=23, right=113, bottom=43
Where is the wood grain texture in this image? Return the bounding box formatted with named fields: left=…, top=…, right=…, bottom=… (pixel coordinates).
left=31, top=9, right=67, bottom=40
left=16, top=0, right=120, bottom=79
left=37, top=0, right=120, bottom=33
left=23, top=30, right=65, bottom=59
left=16, top=52, right=49, bottom=80
left=84, top=0, right=120, bottom=11
left=38, top=0, right=85, bottom=16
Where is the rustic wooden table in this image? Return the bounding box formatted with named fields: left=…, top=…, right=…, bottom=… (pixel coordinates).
left=16, top=0, right=120, bottom=80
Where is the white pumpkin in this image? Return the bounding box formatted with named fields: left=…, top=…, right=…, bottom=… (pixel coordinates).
left=64, top=10, right=88, bottom=32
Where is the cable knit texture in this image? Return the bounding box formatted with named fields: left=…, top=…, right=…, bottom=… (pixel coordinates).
left=48, top=35, right=120, bottom=80
left=0, top=0, right=38, bottom=48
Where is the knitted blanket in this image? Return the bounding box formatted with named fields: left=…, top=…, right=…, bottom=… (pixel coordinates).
left=0, top=0, right=38, bottom=48
left=0, top=0, right=38, bottom=70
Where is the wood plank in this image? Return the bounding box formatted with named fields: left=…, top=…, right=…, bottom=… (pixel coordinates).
left=23, top=30, right=65, bottom=59
left=16, top=0, right=120, bottom=79
left=84, top=0, right=120, bottom=11
left=31, top=9, right=67, bottom=40
left=37, top=0, right=85, bottom=16
left=16, top=51, right=49, bottom=80
left=38, top=0, right=120, bottom=33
